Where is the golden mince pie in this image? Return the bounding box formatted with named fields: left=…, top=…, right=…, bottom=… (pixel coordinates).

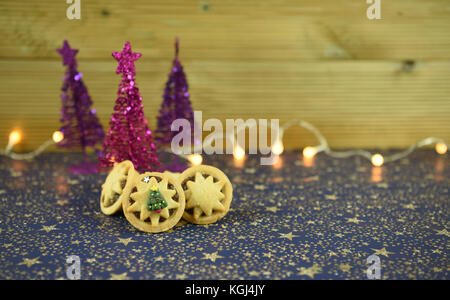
left=100, top=160, right=138, bottom=215
left=122, top=172, right=185, bottom=233
left=179, top=165, right=233, bottom=225
left=163, top=171, right=181, bottom=181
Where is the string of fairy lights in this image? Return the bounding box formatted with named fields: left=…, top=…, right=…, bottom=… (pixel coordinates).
left=0, top=130, right=64, bottom=160
left=1, top=121, right=447, bottom=167
left=268, top=120, right=448, bottom=167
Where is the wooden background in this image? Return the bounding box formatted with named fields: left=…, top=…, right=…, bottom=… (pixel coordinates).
left=0, top=0, right=449, bottom=151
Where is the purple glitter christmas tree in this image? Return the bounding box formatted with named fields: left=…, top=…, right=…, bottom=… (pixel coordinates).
left=57, top=40, right=105, bottom=173
left=99, top=42, right=161, bottom=172
left=155, top=38, right=195, bottom=146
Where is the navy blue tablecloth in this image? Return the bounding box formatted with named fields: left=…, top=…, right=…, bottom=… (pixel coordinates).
left=0, top=151, right=448, bottom=280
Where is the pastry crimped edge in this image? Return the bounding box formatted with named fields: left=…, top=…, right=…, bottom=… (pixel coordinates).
left=179, top=165, right=233, bottom=225
left=122, top=172, right=185, bottom=233
left=100, top=160, right=138, bottom=215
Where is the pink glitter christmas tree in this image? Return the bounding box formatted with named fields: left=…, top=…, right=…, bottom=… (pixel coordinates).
left=99, top=42, right=161, bottom=172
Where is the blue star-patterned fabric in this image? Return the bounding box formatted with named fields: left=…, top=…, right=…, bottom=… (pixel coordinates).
left=0, top=151, right=448, bottom=280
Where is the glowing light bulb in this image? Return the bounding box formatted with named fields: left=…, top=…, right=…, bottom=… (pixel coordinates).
left=233, top=145, right=246, bottom=161
left=8, top=130, right=22, bottom=146
left=303, top=146, right=317, bottom=158
left=272, top=155, right=283, bottom=169
left=187, top=154, right=203, bottom=166
left=271, top=140, right=284, bottom=155
left=371, top=154, right=384, bottom=167
left=371, top=165, right=382, bottom=182
left=52, top=131, right=64, bottom=143
left=435, top=143, right=447, bottom=155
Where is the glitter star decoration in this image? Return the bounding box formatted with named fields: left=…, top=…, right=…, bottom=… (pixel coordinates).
left=185, top=172, right=226, bottom=220
left=112, top=41, right=142, bottom=75
left=57, top=40, right=78, bottom=66
left=100, top=41, right=160, bottom=172
left=127, top=177, right=179, bottom=225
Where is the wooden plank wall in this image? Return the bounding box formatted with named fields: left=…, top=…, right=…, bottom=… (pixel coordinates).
left=0, top=0, right=449, bottom=151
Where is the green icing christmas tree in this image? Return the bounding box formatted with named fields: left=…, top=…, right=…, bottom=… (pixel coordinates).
left=147, top=187, right=168, bottom=213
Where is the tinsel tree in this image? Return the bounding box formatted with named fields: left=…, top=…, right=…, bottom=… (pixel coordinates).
left=99, top=41, right=161, bottom=172
left=155, top=38, right=195, bottom=146
left=56, top=40, right=105, bottom=173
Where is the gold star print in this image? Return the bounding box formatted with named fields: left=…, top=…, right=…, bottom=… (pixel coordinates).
left=18, top=257, right=41, bottom=267
left=436, top=228, right=450, bottom=237
left=298, top=264, right=322, bottom=279
left=185, top=172, right=226, bottom=219
left=266, top=206, right=279, bottom=213
left=109, top=272, right=131, bottom=280
left=279, top=232, right=299, bottom=241
left=154, top=256, right=164, bottom=262
left=202, top=251, right=224, bottom=262
left=347, top=217, right=364, bottom=224
left=325, top=194, right=337, bottom=200
left=40, top=225, right=58, bottom=233
left=341, top=249, right=352, bottom=256
left=115, top=237, right=136, bottom=246
left=254, top=184, right=266, bottom=190
left=371, top=247, right=394, bottom=257
left=56, top=199, right=69, bottom=206
left=328, top=251, right=338, bottom=257
left=339, top=264, right=352, bottom=272
left=402, top=203, right=417, bottom=210
left=127, top=177, right=178, bottom=225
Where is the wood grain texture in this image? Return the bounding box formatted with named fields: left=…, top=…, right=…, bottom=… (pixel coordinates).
left=0, top=0, right=449, bottom=150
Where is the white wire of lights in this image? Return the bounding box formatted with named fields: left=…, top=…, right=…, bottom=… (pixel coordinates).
left=269, top=119, right=448, bottom=166
left=0, top=130, right=64, bottom=161
left=224, top=119, right=448, bottom=167
left=2, top=121, right=448, bottom=167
